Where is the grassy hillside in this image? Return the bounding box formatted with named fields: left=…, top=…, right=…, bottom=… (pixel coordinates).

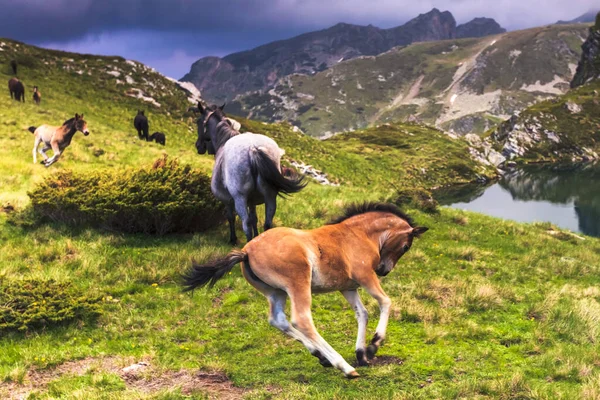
left=2, top=39, right=600, bottom=399
left=230, top=24, right=588, bottom=137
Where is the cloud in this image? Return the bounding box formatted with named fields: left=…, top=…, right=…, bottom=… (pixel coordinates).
left=1, top=0, right=597, bottom=44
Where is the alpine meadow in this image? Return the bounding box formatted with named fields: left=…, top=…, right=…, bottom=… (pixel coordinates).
left=2, top=5, right=600, bottom=400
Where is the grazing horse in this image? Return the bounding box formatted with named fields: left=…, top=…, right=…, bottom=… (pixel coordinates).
left=33, top=86, right=41, bottom=105
left=149, top=131, right=166, bottom=146
left=30, top=114, right=90, bottom=167
left=10, top=60, right=17, bottom=75
left=183, top=202, right=429, bottom=378
left=134, top=110, right=149, bottom=141
left=8, top=78, right=24, bottom=102
left=192, top=102, right=306, bottom=244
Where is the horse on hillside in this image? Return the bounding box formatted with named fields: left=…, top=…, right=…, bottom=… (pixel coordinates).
left=192, top=102, right=305, bottom=244
left=33, top=86, right=41, bottom=105
left=183, top=202, right=429, bottom=378
left=30, top=114, right=90, bottom=167
left=134, top=110, right=149, bottom=141
left=149, top=131, right=166, bottom=146
left=10, top=60, right=17, bottom=75
left=8, top=78, right=24, bottom=102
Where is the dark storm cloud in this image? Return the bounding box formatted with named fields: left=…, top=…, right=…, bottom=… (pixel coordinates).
left=0, top=0, right=598, bottom=44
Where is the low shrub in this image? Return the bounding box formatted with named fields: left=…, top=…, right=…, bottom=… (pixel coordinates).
left=0, top=279, right=102, bottom=332
left=28, top=156, right=225, bottom=235
left=395, top=188, right=439, bottom=213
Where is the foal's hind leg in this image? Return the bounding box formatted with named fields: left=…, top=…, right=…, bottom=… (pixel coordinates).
left=39, top=145, right=51, bottom=162
left=288, top=287, right=358, bottom=378
left=342, top=290, right=369, bottom=366
left=32, top=137, right=41, bottom=164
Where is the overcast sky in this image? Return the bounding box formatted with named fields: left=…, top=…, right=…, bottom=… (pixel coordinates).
left=0, top=0, right=597, bottom=78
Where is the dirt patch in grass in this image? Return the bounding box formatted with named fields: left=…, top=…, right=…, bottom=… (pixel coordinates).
left=369, top=355, right=404, bottom=366
left=2, top=356, right=247, bottom=399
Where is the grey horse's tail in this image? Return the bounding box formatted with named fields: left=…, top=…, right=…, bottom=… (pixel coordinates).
left=182, top=250, right=248, bottom=291
left=250, top=148, right=306, bottom=196
left=28, top=126, right=36, bottom=133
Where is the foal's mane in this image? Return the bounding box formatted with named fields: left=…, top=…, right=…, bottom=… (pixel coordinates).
left=327, top=202, right=414, bottom=227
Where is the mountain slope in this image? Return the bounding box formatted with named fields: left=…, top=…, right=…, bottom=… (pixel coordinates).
left=488, top=16, right=600, bottom=163
left=557, top=9, right=599, bottom=24
left=230, top=24, right=588, bottom=137
left=181, top=9, right=505, bottom=103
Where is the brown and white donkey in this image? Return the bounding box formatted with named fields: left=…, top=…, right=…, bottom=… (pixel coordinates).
left=30, top=114, right=90, bottom=167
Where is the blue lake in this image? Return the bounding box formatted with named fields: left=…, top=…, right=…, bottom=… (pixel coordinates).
left=438, top=163, right=600, bottom=237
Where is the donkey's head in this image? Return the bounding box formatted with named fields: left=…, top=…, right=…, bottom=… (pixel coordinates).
left=195, top=102, right=225, bottom=155
left=73, top=113, right=90, bottom=136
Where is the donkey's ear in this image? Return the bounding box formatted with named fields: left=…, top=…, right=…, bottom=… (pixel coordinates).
left=198, top=102, right=205, bottom=113
left=80, top=114, right=84, bottom=119
left=411, top=226, right=429, bottom=238
left=75, top=113, right=80, bottom=120
left=219, top=103, right=226, bottom=111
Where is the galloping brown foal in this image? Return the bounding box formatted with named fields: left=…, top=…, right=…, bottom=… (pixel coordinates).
left=30, top=114, right=90, bottom=167
left=183, top=202, right=428, bottom=378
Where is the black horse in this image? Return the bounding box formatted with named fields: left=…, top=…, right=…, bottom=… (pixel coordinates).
left=8, top=78, right=24, bottom=102
left=133, top=110, right=149, bottom=141
left=149, top=132, right=166, bottom=146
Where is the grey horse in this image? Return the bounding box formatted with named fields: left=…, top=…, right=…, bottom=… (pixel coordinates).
left=192, top=103, right=306, bottom=244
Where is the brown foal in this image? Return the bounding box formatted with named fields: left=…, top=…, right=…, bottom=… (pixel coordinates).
left=183, top=202, right=428, bottom=378
left=31, top=114, right=90, bottom=167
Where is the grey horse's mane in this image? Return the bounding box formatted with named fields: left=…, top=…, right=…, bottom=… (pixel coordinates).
left=212, top=111, right=240, bottom=151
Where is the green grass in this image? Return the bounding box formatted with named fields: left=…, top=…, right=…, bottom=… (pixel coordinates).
left=2, top=38, right=600, bottom=399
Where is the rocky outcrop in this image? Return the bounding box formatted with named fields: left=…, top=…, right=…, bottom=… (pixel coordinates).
left=182, top=9, right=505, bottom=103
left=571, top=14, right=600, bottom=88
left=456, top=18, right=506, bottom=38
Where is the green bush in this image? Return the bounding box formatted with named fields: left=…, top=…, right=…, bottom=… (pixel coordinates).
left=0, top=279, right=102, bottom=332
left=395, top=188, right=439, bottom=214
left=28, top=156, right=225, bottom=235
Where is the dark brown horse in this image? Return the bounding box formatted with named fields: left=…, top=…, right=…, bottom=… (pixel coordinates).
left=183, top=202, right=429, bottom=378
left=8, top=78, right=24, bottom=102
left=134, top=110, right=149, bottom=141
left=149, top=131, right=166, bottom=146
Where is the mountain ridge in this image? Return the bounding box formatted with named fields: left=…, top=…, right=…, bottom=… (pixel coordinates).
left=181, top=8, right=505, bottom=103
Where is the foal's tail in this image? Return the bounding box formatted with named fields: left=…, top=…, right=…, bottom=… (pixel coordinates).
left=182, top=250, right=248, bottom=292
left=28, top=126, right=36, bottom=134
left=251, top=148, right=306, bottom=196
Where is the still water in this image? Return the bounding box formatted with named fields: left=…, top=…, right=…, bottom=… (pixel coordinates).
left=438, top=163, right=600, bottom=237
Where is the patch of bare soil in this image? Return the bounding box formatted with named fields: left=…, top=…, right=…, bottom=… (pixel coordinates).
left=1, top=356, right=247, bottom=399
left=368, top=355, right=404, bottom=366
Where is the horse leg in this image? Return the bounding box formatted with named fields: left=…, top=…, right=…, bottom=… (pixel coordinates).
left=248, top=204, right=259, bottom=238
left=263, top=192, right=277, bottom=231
left=226, top=202, right=237, bottom=245
left=359, top=277, right=392, bottom=360
left=44, top=142, right=61, bottom=167
left=32, top=137, right=41, bottom=164
left=342, top=290, right=369, bottom=366
left=39, top=145, right=50, bottom=162
left=232, top=195, right=253, bottom=242
left=288, top=287, right=358, bottom=378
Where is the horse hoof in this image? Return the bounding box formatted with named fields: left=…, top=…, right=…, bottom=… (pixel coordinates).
left=366, top=344, right=378, bottom=360
left=356, top=349, right=369, bottom=366
left=319, top=358, right=333, bottom=368
left=345, top=370, right=360, bottom=379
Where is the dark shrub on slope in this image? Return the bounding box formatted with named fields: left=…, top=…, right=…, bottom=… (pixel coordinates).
left=29, top=156, right=224, bottom=235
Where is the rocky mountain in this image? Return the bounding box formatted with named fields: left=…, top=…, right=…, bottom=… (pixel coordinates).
left=181, top=9, right=505, bottom=103
left=571, top=13, right=600, bottom=87
left=557, top=9, right=599, bottom=24
left=477, top=16, right=600, bottom=164
left=229, top=24, right=588, bottom=137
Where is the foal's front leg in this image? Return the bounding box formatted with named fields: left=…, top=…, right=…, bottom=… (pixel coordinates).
left=342, top=290, right=369, bottom=366
left=360, top=276, right=392, bottom=359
